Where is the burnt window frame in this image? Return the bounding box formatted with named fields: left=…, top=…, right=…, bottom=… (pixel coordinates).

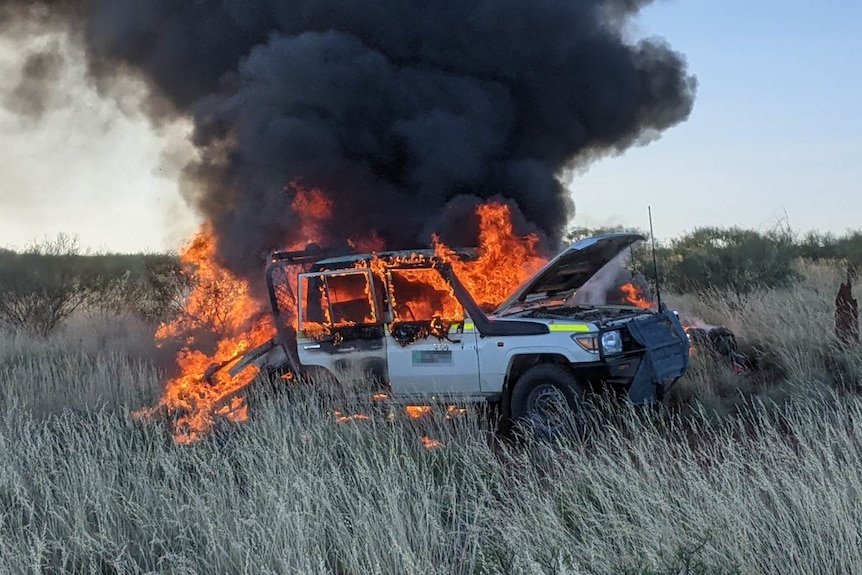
left=297, top=268, right=382, bottom=333
left=384, top=266, right=465, bottom=324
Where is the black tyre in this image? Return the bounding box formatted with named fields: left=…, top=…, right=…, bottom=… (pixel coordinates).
left=509, top=364, right=589, bottom=440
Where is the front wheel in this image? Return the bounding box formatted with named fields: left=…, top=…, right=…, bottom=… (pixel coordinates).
left=509, top=364, right=590, bottom=440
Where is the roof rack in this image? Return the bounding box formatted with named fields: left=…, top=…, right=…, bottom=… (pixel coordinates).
left=269, top=243, right=354, bottom=265
left=269, top=243, right=480, bottom=270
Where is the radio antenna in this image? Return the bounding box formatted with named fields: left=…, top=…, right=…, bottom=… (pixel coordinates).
left=648, top=206, right=662, bottom=312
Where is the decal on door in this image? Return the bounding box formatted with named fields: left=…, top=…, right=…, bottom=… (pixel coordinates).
left=412, top=350, right=453, bottom=366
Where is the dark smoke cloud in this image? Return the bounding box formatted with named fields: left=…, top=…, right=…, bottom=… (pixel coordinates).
left=0, top=1, right=83, bottom=30
left=2, top=0, right=696, bottom=278
left=3, top=48, right=64, bottom=120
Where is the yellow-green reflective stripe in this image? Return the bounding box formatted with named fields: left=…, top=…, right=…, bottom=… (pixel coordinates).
left=548, top=324, right=591, bottom=332
left=461, top=322, right=590, bottom=332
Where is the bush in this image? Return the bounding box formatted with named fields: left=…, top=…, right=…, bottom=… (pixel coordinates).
left=0, top=234, right=102, bottom=336
left=87, top=253, right=191, bottom=323
left=0, top=235, right=189, bottom=334
left=564, top=224, right=861, bottom=298
left=662, top=227, right=799, bottom=298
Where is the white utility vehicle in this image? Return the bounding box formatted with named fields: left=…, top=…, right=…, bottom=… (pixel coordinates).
left=232, top=233, right=690, bottom=435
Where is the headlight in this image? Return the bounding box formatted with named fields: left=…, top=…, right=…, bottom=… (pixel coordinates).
left=600, top=330, right=623, bottom=354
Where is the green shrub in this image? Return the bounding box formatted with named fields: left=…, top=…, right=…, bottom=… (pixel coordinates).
left=0, top=235, right=188, bottom=334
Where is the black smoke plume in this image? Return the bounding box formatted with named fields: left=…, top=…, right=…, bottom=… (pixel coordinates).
left=2, top=0, right=696, bottom=277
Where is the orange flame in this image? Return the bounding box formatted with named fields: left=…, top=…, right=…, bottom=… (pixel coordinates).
left=291, top=184, right=333, bottom=241
left=133, top=225, right=276, bottom=444
left=620, top=283, right=654, bottom=309
left=420, top=436, right=445, bottom=450
left=137, top=186, right=332, bottom=444
left=333, top=411, right=373, bottom=423
left=405, top=405, right=432, bottom=419
left=446, top=405, right=469, bottom=419
left=352, top=251, right=464, bottom=342
left=682, top=324, right=696, bottom=356
left=389, top=267, right=464, bottom=325
left=437, top=202, right=547, bottom=311
left=353, top=201, right=548, bottom=332
left=299, top=268, right=379, bottom=340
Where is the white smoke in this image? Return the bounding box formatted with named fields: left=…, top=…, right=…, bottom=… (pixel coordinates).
left=0, top=27, right=198, bottom=252
left=568, top=251, right=637, bottom=306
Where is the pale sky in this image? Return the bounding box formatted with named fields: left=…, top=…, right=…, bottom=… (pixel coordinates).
left=1, top=1, right=860, bottom=252
left=572, top=0, right=862, bottom=240
left=0, top=30, right=199, bottom=253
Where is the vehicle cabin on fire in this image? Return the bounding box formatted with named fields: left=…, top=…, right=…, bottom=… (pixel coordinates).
left=229, top=233, right=690, bottom=435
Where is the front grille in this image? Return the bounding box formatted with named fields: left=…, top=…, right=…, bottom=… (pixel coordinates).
left=633, top=316, right=683, bottom=348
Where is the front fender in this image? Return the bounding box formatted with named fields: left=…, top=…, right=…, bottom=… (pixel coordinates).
left=504, top=346, right=582, bottom=370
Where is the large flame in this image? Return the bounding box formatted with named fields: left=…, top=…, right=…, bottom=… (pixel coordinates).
left=437, top=202, right=547, bottom=311
left=136, top=186, right=332, bottom=444
left=291, top=184, right=333, bottom=243
left=349, top=201, right=548, bottom=341
left=133, top=226, right=276, bottom=443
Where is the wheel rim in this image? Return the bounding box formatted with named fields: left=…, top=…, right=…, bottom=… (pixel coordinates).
left=525, top=383, right=570, bottom=434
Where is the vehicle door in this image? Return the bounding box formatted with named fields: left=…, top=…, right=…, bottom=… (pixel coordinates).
left=383, top=266, right=480, bottom=396
left=296, top=268, right=387, bottom=381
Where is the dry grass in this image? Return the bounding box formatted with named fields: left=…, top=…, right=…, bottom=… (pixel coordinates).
left=666, top=259, right=862, bottom=415
left=0, top=313, right=167, bottom=416
left=1, top=260, right=861, bottom=574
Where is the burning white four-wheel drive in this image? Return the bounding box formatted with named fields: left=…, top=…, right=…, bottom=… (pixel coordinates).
left=225, top=233, right=691, bottom=437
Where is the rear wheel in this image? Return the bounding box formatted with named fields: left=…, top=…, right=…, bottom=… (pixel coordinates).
left=509, top=364, right=589, bottom=440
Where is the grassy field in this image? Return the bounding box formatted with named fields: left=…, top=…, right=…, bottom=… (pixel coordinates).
left=1, top=261, right=861, bottom=574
